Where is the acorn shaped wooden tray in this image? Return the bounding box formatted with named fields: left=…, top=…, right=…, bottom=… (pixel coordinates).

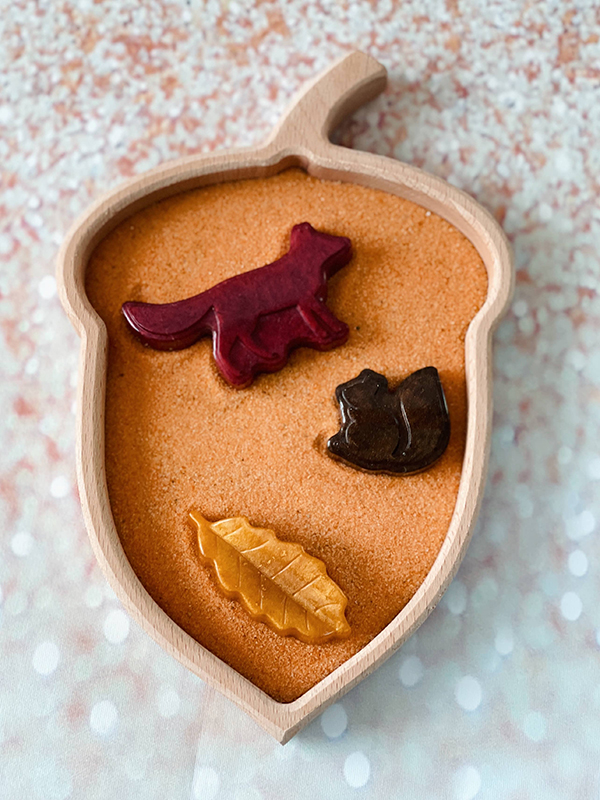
left=57, top=52, right=513, bottom=743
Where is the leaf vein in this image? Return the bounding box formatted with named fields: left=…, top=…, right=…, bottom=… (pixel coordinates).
left=239, top=541, right=269, bottom=554
left=270, top=553, right=302, bottom=579
left=292, top=576, right=320, bottom=596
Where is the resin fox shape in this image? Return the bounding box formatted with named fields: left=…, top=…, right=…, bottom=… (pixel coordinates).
left=122, top=222, right=352, bottom=387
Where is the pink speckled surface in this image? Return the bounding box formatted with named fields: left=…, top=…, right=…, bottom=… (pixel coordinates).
left=2, top=3, right=600, bottom=798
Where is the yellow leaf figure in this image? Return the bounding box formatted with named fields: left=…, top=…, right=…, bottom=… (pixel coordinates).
left=190, top=510, right=351, bottom=644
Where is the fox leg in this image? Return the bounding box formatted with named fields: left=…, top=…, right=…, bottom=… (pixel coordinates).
left=237, top=330, right=280, bottom=362
left=212, top=324, right=241, bottom=374
left=214, top=323, right=278, bottom=386
left=297, top=295, right=347, bottom=340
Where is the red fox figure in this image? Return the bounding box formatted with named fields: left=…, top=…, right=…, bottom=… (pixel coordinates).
left=122, top=222, right=353, bottom=387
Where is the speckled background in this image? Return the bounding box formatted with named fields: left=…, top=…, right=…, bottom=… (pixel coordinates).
left=2, top=2, right=600, bottom=798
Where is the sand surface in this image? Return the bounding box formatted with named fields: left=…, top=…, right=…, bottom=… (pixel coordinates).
left=86, top=169, right=487, bottom=702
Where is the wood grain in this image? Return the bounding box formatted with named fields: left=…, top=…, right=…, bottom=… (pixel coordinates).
left=56, top=51, right=513, bottom=743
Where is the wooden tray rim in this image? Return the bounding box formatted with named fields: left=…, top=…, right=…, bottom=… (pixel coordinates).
left=57, top=52, right=514, bottom=743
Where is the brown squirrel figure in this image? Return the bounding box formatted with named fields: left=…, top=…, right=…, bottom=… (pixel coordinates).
left=327, top=368, right=450, bottom=474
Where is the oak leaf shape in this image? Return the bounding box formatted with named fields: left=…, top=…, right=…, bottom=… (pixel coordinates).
left=190, top=510, right=351, bottom=644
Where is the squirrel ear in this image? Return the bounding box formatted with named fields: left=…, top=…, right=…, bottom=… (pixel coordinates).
left=358, top=369, right=389, bottom=394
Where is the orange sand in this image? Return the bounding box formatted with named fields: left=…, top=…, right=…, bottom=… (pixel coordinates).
left=86, top=169, right=487, bottom=702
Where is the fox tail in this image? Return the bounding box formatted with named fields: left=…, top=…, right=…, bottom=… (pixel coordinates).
left=122, top=291, right=214, bottom=351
